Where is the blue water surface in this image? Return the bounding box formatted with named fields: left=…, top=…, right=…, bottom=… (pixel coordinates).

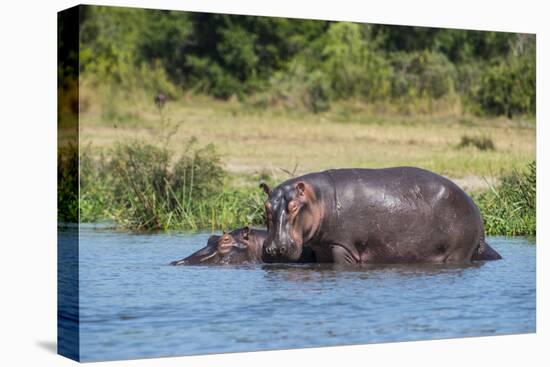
left=64, top=226, right=535, bottom=361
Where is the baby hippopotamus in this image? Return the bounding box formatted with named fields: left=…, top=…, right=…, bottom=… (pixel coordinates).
left=170, top=227, right=316, bottom=265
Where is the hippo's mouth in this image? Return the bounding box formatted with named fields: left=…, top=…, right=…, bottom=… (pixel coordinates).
left=196, top=251, right=218, bottom=262
left=170, top=251, right=221, bottom=265
left=170, top=241, right=221, bottom=265
left=263, top=243, right=302, bottom=262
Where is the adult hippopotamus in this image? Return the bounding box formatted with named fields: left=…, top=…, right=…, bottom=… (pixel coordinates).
left=170, top=227, right=316, bottom=265
left=261, top=167, right=501, bottom=264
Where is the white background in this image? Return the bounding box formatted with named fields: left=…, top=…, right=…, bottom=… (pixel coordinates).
left=0, top=0, right=548, bottom=366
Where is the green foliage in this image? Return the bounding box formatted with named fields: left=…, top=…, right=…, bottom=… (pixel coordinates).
left=303, top=70, right=332, bottom=113
left=171, top=139, right=225, bottom=201
left=185, top=55, right=244, bottom=99
left=78, top=5, right=535, bottom=117
left=58, top=144, right=79, bottom=223
left=474, top=161, right=536, bottom=236
left=374, top=27, right=516, bottom=63
left=389, top=51, right=457, bottom=99
left=217, top=25, right=259, bottom=82
left=80, top=6, right=189, bottom=95
left=79, top=147, right=112, bottom=222
left=173, top=13, right=328, bottom=99
left=322, top=22, right=391, bottom=100
left=136, top=10, right=193, bottom=85
left=80, top=141, right=265, bottom=231
left=477, top=53, right=536, bottom=117
left=250, top=61, right=332, bottom=112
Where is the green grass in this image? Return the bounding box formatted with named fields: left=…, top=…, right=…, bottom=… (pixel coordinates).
left=474, top=161, right=536, bottom=236
left=58, top=143, right=79, bottom=223
left=79, top=140, right=265, bottom=231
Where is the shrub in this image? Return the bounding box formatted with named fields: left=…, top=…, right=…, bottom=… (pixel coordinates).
left=77, top=8, right=536, bottom=117
left=457, top=135, right=495, bottom=151
left=475, top=161, right=536, bottom=236
left=103, top=141, right=225, bottom=230
left=58, top=144, right=79, bottom=223
left=185, top=55, right=245, bottom=99
left=79, top=140, right=266, bottom=231
left=303, top=70, right=332, bottom=113
left=322, top=22, right=391, bottom=100
left=79, top=148, right=113, bottom=222
left=477, top=54, right=535, bottom=117
left=171, top=139, right=226, bottom=202
left=389, top=50, right=457, bottom=99
left=251, top=61, right=332, bottom=113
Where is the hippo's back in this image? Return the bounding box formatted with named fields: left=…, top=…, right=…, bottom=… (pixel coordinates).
left=324, top=167, right=472, bottom=210
left=318, top=167, right=483, bottom=263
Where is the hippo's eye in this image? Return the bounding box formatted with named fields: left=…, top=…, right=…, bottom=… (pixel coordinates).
left=218, top=236, right=234, bottom=254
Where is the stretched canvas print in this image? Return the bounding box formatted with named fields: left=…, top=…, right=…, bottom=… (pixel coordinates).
left=58, top=4, right=536, bottom=362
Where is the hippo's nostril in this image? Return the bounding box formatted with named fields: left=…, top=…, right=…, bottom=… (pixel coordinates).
left=279, top=247, right=286, bottom=255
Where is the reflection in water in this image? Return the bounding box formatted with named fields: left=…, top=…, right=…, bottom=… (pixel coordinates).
left=70, top=227, right=536, bottom=362
left=259, top=262, right=483, bottom=284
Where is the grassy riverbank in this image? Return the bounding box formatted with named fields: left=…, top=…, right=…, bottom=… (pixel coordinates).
left=68, top=86, right=537, bottom=234
left=79, top=140, right=266, bottom=231
left=77, top=142, right=536, bottom=235
left=474, top=161, right=536, bottom=236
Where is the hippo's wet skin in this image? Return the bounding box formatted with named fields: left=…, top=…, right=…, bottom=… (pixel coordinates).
left=170, top=227, right=263, bottom=265
left=261, top=167, right=502, bottom=264
left=170, top=227, right=316, bottom=265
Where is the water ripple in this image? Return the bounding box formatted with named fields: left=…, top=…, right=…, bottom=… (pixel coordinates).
left=63, top=230, right=536, bottom=362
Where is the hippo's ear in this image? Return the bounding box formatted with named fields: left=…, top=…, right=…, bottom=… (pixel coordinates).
left=296, top=182, right=306, bottom=196
left=207, top=235, right=221, bottom=247
left=259, top=182, right=271, bottom=196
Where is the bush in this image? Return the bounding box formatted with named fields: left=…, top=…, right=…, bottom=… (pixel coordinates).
left=77, top=7, right=536, bottom=117
left=389, top=50, right=457, bottom=99
left=185, top=55, right=244, bottom=99
left=80, top=140, right=265, bottom=231
left=104, top=140, right=225, bottom=230
left=80, top=148, right=112, bottom=222
left=477, top=54, right=535, bottom=117
left=475, top=161, right=536, bottom=236
left=250, top=62, right=332, bottom=113
left=58, top=144, right=79, bottom=223
left=322, top=22, right=391, bottom=100
left=457, top=135, right=495, bottom=151
left=302, top=70, right=332, bottom=113
left=171, top=139, right=226, bottom=201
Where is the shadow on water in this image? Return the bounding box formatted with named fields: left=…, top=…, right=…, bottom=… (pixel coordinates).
left=174, top=260, right=486, bottom=284
left=258, top=262, right=485, bottom=283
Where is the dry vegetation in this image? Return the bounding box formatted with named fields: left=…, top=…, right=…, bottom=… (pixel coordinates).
left=79, top=91, right=535, bottom=191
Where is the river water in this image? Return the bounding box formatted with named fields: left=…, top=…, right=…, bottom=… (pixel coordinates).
left=60, top=226, right=536, bottom=361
